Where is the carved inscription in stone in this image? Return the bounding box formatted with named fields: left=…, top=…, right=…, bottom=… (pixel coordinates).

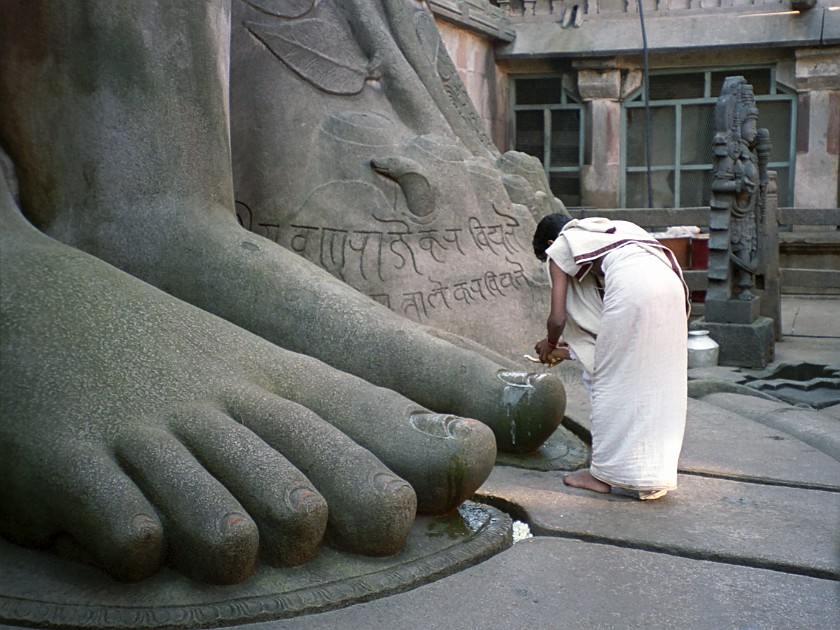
left=231, top=0, right=556, bottom=352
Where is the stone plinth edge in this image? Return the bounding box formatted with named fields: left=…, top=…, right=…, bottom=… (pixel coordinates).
left=694, top=317, right=775, bottom=369
left=0, top=502, right=511, bottom=629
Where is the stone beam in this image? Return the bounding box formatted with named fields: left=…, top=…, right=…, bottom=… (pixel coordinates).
left=429, top=0, right=516, bottom=42
left=498, top=6, right=834, bottom=58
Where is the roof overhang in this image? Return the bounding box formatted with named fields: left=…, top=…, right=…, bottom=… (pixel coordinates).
left=497, top=6, right=839, bottom=59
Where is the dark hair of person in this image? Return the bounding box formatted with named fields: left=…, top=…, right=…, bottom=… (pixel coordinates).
left=532, top=213, right=572, bottom=262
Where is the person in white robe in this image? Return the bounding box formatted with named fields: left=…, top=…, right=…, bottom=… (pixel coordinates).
left=532, top=214, right=690, bottom=500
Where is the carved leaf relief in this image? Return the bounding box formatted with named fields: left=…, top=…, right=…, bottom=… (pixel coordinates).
left=413, top=11, right=455, bottom=82
left=246, top=18, right=369, bottom=95
left=242, top=0, right=315, bottom=19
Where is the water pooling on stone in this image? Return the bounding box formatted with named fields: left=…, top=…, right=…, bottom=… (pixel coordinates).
left=498, top=371, right=549, bottom=448
left=409, top=411, right=462, bottom=438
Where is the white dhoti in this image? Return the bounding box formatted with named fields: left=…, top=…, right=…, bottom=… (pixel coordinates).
left=588, top=244, right=687, bottom=491
left=544, top=218, right=689, bottom=493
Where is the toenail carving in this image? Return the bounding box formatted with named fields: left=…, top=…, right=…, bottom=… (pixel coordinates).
left=219, top=512, right=249, bottom=533
left=372, top=471, right=411, bottom=493
left=285, top=487, right=318, bottom=510
left=409, top=412, right=461, bottom=438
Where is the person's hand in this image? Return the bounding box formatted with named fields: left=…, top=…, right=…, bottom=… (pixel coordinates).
left=548, top=345, right=571, bottom=363
left=534, top=338, right=570, bottom=365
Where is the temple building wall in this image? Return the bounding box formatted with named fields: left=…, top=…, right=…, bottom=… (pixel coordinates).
left=433, top=0, right=840, bottom=211
left=435, top=19, right=510, bottom=149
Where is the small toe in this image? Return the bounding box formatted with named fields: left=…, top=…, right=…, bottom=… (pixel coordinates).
left=175, top=408, right=328, bottom=567
left=116, top=426, right=259, bottom=584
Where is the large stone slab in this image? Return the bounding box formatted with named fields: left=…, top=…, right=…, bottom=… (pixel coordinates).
left=0, top=504, right=509, bottom=629
left=562, top=392, right=840, bottom=489
left=681, top=397, right=840, bottom=489
left=701, top=392, right=840, bottom=462
left=226, top=538, right=840, bottom=630
left=477, top=468, right=840, bottom=579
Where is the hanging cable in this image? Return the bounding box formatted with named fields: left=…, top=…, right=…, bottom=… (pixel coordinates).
left=638, top=0, right=653, bottom=208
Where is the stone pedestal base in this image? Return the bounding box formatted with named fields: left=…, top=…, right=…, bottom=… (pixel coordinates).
left=694, top=316, right=775, bottom=369
left=0, top=503, right=510, bottom=629
left=704, top=295, right=762, bottom=324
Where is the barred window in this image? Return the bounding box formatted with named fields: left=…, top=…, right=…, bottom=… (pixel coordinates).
left=511, top=77, right=585, bottom=208
left=623, top=67, right=795, bottom=208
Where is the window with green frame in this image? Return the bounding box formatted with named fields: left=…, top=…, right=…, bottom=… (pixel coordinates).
left=511, top=77, right=585, bottom=207
left=623, top=67, right=796, bottom=208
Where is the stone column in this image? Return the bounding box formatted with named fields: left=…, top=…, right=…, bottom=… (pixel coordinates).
left=577, top=66, right=624, bottom=209
left=793, top=47, right=840, bottom=209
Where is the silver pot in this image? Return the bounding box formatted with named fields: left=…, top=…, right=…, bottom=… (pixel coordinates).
left=687, top=330, right=719, bottom=368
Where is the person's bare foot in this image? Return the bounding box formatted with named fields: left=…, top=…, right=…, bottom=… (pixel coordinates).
left=563, top=469, right=611, bottom=494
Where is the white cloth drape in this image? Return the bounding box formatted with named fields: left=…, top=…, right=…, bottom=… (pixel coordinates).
left=588, top=244, right=687, bottom=490
left=545, top=219, right=688, bottom=491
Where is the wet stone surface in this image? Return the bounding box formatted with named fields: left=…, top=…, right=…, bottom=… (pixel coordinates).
left=494, top=424, right=588, bottom=472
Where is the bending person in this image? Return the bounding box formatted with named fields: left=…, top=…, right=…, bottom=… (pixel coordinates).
left=532, top=214, right=690, bottom=500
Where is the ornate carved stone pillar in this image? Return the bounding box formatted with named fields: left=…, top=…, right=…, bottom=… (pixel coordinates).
left=697, top=76, right=775, bottom=368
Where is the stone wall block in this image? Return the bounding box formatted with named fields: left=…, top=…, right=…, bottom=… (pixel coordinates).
left=577, top=69, right=622, bottom=101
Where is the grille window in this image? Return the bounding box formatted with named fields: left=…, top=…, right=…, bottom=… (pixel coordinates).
left=512, top=77, right=584, bottom=208
left=623, top=67, right=795, bottom=208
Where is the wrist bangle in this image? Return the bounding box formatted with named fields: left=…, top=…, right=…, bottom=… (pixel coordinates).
left=547, top=339, right=558, bottom=349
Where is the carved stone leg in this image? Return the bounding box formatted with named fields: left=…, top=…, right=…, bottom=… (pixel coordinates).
left=229, top=0, right=565, bottom=359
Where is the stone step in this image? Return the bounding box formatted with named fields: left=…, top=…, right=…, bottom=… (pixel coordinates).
left=681, top=397, right=840, bottom=489
left=477, top=467, right=840, bottom=580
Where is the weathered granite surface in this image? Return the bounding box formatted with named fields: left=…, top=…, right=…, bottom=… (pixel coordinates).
left=226, top=538, right=840, bottom=630
left=0, top=504, right=510, bottom=629
left=701, top=392, right=840, bottom=462
left=0, top=0, right=566, bottom=590
left=681, top=397, right=840, bottom=489
left=229, top=0, right=566, bottom=359
left=479, top=468, right=840, bottom=579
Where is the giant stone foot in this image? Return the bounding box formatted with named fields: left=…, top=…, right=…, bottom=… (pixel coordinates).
left=0, top=0, right=566, bottom=456
left=0, top=157, right=495, bottom=583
